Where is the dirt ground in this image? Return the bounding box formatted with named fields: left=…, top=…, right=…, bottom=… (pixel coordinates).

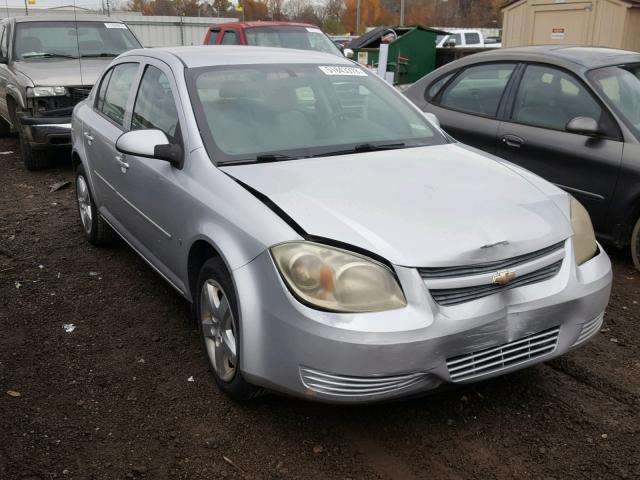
left=1, top=137, right=639, bottom=480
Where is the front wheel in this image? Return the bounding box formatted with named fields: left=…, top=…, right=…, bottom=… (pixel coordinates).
left=632, top=217, right=640, bottom=272
left=196, top=257, right=261, bottom=400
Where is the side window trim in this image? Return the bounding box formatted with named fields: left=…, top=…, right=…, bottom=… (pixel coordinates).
left=504, top=62, right=622, bottom=140
left=434, top=61, right=519, bottom=120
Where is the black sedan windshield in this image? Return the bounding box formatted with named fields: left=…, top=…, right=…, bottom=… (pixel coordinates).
left=14, top=21, right=140, bottom=60
left=589, top=64, right=640, bottom=137
left=187, top=63, right=446, bottom=164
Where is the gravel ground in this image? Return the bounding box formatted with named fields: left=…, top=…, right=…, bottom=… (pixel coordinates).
left=1, top=140, right=639, bottom=480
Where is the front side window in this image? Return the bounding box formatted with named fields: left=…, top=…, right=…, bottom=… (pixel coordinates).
left=439, top=63, right=515, bottom=117
left=512, top=65, right=602, bottom=131
left=100, top=63, right=138, bottom=127
left=13, top=21, right=140, bottom=60
left=589, top=64, right=640, bottom=138
left=131, top=65, right=180, bottom=142
left=187, top=63, right=447, bottom=163
left=221, top=30, right=239, bottom=45
left=244, top=26, right=341, bottom=56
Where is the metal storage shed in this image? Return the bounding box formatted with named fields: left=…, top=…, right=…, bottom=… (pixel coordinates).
left=501, top=0, right=640, bottom=51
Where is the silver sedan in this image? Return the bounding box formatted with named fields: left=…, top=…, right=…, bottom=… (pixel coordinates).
left=71, top=46, right=612, bottom=403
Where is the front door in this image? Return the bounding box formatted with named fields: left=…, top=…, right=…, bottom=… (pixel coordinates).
left=496, top=64, right=623, bottom=231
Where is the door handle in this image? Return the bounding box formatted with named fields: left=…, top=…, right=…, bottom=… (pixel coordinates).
left=115, top=154, right=129, bottom=172
left=501, top=134, right=525, bottom=148
left=83, top=131, right=94, bottom=144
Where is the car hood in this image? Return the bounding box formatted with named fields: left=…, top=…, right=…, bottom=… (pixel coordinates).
left=222, top=144, right=573, bottom=267
left=13, top=58, right=111, bottom=87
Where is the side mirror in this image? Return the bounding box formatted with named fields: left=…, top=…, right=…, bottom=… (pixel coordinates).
left=566, top=116, right=600, bottom=136
left=344, top=48, right=354, bottom=59
left=116, top=129, right=182, bottom=167
left=424, top=112, right=440, bottom=128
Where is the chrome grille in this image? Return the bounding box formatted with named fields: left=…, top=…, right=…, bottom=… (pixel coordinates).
left=430, top=260, right=562, bottom=306
left=300, top=367, right=431, bottom=397
left=419, top=242, right=564, bottom=279
left=572, top=313, right=604, bottom=347
left=446, top=327, right=559, bottom=382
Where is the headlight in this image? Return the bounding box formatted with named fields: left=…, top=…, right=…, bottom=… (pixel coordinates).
left=570, top=196, right=597, bottom=265
left=27, top=86, right=67, bottom=97
left=271, top=242, right=406, bottom=313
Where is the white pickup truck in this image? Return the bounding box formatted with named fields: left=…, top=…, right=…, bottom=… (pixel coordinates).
left=436, top=29, right=501, bottom=48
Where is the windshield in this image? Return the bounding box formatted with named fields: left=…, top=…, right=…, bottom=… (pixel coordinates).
left=244, top=26, right=342, bottom=56
left=589, top=64, right=640, bottom=137
left=187, top=63, right=446, bottom=164
left=14, top=21, right=141, bottom=60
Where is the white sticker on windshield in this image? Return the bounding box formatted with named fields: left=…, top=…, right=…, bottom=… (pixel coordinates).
left=319, top=66, right=367, bottom=76
left=306, top=27, right=322, bottom=33
left=105, top=22, right=128, bottom=29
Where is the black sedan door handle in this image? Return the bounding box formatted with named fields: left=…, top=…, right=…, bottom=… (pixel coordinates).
left=501, top=134, right=525, bottom=148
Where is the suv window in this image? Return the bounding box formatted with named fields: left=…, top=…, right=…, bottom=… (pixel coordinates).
left=221, top=30, right=239, bottom=45
left=131, top=65, right=180, bottom=142
left=99, top=63, right=138, bottom=127
left=439, top=63, right=515, bottom=117
left=208, top=28, right=220, bottom=45
left=512, top=65, right=602, bottom=131
left=465, top=33, right=481, bottom=45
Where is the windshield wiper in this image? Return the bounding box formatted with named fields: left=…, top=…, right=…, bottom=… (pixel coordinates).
left=80, top=53, right=118, bottom=58
left=312, top=142, right=408, bottom=158
left=218, top=153, right=300, bottom=166
left=22, top=53, right=78, bottom=59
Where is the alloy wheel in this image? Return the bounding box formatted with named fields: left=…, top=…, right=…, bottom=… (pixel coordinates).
left=76, top=175, right=93, bottom=235
left=200, top=279, right=238, bottom=382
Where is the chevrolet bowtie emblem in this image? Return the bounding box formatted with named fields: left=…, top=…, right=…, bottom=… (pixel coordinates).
left=493, top=270, right=517, bottom=286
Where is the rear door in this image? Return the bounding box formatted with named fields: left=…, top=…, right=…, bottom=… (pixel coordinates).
left=83, top=61, right=141, bottom=229
left=496, top=63, right=623, bottom=230
left=427, top=62, right=518, bottom=153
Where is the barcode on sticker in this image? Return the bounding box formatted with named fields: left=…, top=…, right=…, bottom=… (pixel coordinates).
left=105, top=22, right=128, bottom=29
left=306, top=27, right=322, bottom=34
left=319, top=66, right=367, bottom=76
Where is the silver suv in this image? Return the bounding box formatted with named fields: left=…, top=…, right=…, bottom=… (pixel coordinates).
left=0, top=16, right=141, bottom=170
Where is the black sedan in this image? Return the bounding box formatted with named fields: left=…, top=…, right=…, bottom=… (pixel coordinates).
left=405, top=46, right=640, bottom=269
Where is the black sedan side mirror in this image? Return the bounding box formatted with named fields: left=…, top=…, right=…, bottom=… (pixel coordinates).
left=566, top=116, right=600, bottom=136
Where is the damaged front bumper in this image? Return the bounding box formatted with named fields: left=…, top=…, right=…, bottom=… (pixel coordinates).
left=233, top=238, right=612, bottom=404
left=18, top=109, right=72, bottom=150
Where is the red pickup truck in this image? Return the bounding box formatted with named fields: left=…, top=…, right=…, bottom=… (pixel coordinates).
left=203, top=21, right=343, bottom=56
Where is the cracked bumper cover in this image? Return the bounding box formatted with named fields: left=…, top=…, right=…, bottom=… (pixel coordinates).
left=232, top=238, right=612, bottom=404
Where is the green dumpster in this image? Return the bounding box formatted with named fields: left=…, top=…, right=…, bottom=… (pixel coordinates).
left=349, top=25, right=448, bottom=85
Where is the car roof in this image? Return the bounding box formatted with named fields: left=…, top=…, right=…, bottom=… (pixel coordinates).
left=468, top=45, right=640, bottom=69
left=125, top=45, right=354, bottom=68
left=10, top=15, right=122, bottom=23
left=210, top=21, right=318, bottom=29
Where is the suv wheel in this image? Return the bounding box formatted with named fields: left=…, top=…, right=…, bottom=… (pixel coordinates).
left=0, top=115, right=11, bottom=137
left=75, top=164, right=114, bottom=245
left=196, top=257, right=261, bottom=401
left=632, top=217, right=640, bottom=272
left=18, top=125, right=50, bottom=170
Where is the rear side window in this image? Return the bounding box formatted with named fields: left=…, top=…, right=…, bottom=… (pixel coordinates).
left=465, top=33, right=481, bottom=45
left=99, top=62, right=138, bottom=127
left=221, top=30, right=239, bottom=45
left=95, top=68, right=113, bottom=111
left=512, top=65, right=602, bottom=131
left=207, top=29, right=219, bottom=45
left=425, top=72, right=454, bottom=101
left=439, top=63, right=515, bottom=117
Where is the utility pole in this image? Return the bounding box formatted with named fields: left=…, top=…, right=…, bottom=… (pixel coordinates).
left=400, top=0, right=405, bottom=25
left=356, top=0, right=360, bottom=33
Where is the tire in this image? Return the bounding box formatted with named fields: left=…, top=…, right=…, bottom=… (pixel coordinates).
left=195, top=257, right=261, bottom=401
left=18, top=125, right=50, bottom=171
left=75, top=164, right=115, bottom=246
left=632, top=217, right=640, bottom=272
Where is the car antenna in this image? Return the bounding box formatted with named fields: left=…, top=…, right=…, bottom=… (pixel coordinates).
left=73, top=0, right=84, bottom=87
